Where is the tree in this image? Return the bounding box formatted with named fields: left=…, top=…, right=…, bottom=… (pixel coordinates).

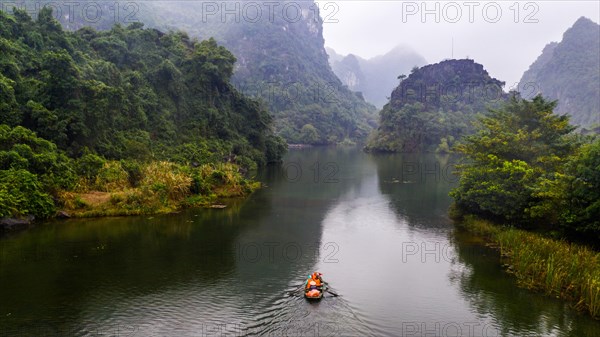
left=0, top=168, right=55, bottom=218
left=300, top=124, right=320, bottom=144
left=561, top=139, right=600, bottom=242
left=451, top=95, right=578, bottom=227
left=0, top=74, right=19, bottom=125
left=0, top=124, right=75, bottom=192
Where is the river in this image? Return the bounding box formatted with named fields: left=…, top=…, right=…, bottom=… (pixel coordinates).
left=1, top=147, right=598, bottom=336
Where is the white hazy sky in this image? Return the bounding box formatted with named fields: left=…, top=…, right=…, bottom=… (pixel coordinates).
left=316, top=0, right=600, bottom=87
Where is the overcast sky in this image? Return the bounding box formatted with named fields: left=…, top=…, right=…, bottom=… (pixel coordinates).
left=316, top=0, right=600, bottom=87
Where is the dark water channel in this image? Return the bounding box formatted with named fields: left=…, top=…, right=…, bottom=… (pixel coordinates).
left=1, top=147, right=598, bottom=336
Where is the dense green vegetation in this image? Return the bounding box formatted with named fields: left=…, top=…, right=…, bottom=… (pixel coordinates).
left=0, top=125, right=259, bottom=218
left=451, top=95, right=600, bottom=245
left=519, top=17, right=600, bottom=128
left=450, top=95, right=599, bottom=319
left=24, top=0, right=378, bottom=145
left=0, top=125, right=74, bottom=218
left=0, top=8, right=286, bottom=220
left=366, top=59, right=508, bottom=152
left=456, top=216, right=599, bottom=319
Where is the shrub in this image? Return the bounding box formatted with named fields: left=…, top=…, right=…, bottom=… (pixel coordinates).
left=95, top=161, right=129, bottom=191
left=0, top=169, right=55, bottom=218
left=75, top=153, right=106, bottom=182
left=120, top=159, right=144, bottom=187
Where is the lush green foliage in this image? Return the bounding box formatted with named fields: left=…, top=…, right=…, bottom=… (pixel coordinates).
left=0, top=169, right=55, bottom=218
left=451, top=95, right=600, bottom=244
left=0, top=124, right=76, bottom=192
left=553, top=139, right=600, bottom=241
left=0, top=8, right=287, bottom=219
left=0, top=124, right=75, bottom=218
left=0, top=8, right=285, bottom=166
left=519, top=17, right=599, bottom=127
left=34, top=1, right=378, bottom=145
left=366, top=59, right=508, bottom=152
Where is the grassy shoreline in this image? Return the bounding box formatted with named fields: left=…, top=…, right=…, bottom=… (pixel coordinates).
left=57, top=161, right=260, bottom=218
left=454, top=214, right=600, bottom=319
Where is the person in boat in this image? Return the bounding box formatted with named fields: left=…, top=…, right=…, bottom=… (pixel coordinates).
left=305, top=272, right=322, bottom=289
left=306, top=280, right=321, bottom=298
left=315, top=272, right=323, bottom=284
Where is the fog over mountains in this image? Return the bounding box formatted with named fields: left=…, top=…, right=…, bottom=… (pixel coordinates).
left=6, top=2, right=599, bottom=136
left=519, top=17, right=600, bottom=128
left=327, top=46, right=427, bottom=108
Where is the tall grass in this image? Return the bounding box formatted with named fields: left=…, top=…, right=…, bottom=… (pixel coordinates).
left=459, top=216, right=600, bottom=319
left=141, top=161, right=192, bottom=201
left=58, top=160, right=259, bottom=217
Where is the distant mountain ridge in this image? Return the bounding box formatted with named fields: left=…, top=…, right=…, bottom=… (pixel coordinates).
left=327, top=46, right=427, bottom=108
left=519, top=17, right=600, bottom=128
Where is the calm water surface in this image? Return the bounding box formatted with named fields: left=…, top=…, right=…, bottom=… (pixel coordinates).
left=1, top=147, right=599, bottom=336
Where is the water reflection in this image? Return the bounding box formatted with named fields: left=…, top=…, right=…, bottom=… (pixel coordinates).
left=372, top=153, right=459, bottom=229
left=1, top=147, right=599, bottom=336
left=0, top=206, right=250, bottom=335
left=450, top=229, right=600, bottom=337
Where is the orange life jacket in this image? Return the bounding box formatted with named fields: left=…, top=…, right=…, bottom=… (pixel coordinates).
left=306, top=276, right=321, bottom=289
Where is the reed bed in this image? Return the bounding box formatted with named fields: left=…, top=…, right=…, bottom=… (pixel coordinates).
left=460, top=216, right=600, bottom=319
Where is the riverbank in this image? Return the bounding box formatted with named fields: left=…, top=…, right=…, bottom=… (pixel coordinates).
left=0, top=160, right=260, bottom=235
left=454, top=214, right=600, bottom=319
left=55, top=161, right=260, bottom=218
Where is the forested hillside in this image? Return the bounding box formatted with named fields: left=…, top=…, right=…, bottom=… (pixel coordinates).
left=366, top=59, right=508, bottom=152
left=0, top=8, right=286, bottom=219
left=19, top=0, right=378, bottom=145
left=0, top=8, right=284, bottom=165
left=519, top=17, right=600, bottom=128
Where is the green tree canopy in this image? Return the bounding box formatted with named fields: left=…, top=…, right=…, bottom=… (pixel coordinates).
left=0, top=8, right=285, bottom=167
left=451, top=95, right=579, bottom=227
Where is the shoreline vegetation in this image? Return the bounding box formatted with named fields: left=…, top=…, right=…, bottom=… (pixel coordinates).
left=0, top=124, right=264, bottom=231
left=57, top=160, right=259, bottom=218
left=453, top=214, right=599, bottom=319
left=448, top=96, right=600, bottom=319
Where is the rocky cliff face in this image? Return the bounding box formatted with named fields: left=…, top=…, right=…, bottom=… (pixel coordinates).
left=329, top=54, right=366, bottom=91
left=145, top=1, right=377, bottom=144
left=366, top=59, right=508, bottom=152
left=388, top=59, right=506, bottom=111
left=519, top=17, right=600, bottom=128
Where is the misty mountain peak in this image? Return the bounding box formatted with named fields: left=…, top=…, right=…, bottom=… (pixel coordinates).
left=571, top=16, right=598, bottom=30
left=519, top=17, right=599, bottom=127
left=328, top=46, right=427, bottom=108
